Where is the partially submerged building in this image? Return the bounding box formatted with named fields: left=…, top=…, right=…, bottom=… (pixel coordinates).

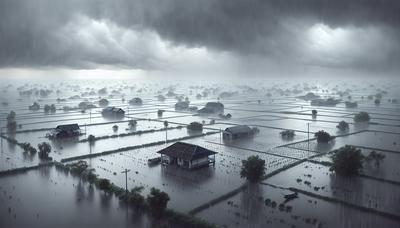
left=52, top=124, right=81, bottom=138
left=157, top=142, right=217, bottom=169
left=223, top=125, right=253, bottom=140
left=101, top=107, right=125, bottom=118
left=198, top=102, right=224, bottom=114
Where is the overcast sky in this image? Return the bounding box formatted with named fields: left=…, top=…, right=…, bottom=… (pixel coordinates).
left=0, top=0, right=399, bottom=78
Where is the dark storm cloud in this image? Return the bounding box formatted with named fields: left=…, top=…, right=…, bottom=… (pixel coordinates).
left=0, top=0, right=399, bottom=70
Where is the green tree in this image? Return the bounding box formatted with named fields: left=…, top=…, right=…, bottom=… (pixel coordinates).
left=146, top=187, right=170, bottom=217
left=330, top=146, right=364, bottom=176
left=240, top=155, right=266, bottom=182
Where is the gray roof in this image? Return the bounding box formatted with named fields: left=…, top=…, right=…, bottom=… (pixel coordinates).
left=157, top=142, right=217, bottom=161
left=224, top=125, right=252, bottom=134
left=56, top=124, right=80, bottom=131
left=103, top=106, right=124, bottom=113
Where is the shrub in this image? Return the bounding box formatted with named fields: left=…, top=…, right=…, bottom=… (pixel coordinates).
left=128, top=120, right=137, bottom=127
left=99, top=98, right=109, bottom=107
left=336, top=121, right=349, bottom=131
left=187, top=122, right=203, bottom=132
left=98, top=178, right=111, bottom=191
left=365, top=150, right=385, bottom=167
left=240, top=155, right=265, bottom=182
left=330, top=145, right=363, bottom=176
left=354, top=112, right=370, bottom=122
left=280, top=130, right=295, bottom=139
left=314, top=130, right=332, bottom=143
left=311, top=110, right=317, bottom=116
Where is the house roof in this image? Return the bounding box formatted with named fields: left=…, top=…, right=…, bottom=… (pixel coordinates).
left=224, top=125, right=252, bottom=134
left=157, top=142, right=217, bottom=161
left=103, top=106, right=125, bottom=113
left=206, top=102, right=224, bottom=108
left=56, top=124, right=80, bottom=131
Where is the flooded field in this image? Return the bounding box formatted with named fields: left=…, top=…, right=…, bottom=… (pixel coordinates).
left=1, top=78, right=400, bottom=227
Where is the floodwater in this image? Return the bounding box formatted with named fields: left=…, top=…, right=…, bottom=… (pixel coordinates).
left=1, top=77, right=400, bottom=227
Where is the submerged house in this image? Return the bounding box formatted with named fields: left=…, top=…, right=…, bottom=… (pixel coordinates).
left=157, top=142, right=217, bottom=169
left=198, top=102, right=224, bottom=114
left=101, top=107, right=125, bottom=118
left=52, top=124, right=80, bottom=138
left=223, top=125, right=253, bottom=140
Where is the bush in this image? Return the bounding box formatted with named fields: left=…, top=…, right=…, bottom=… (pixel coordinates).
left=365, top=150, right=385, bottom=167
left=146, top=187, right=170, bottom=217
left=240, top=155, right=265, bottom=182
left=336, top=121, right=349, bottom=131
left=128, top=120, right=137, bottom=127
left=280, top=130, right=295, bottom=139
left=354, top=112, right=370, bottom=122
left=314, top=130, right=332, bottom=143
left=99, top=98, right=109, bottom=107
left=98, top=178, right=111, bottom=191
left=330, top=145, right=363, bottom=176
left=187, top=122, right=203, bottom=132
left=311, top=110, right=317, bottom=116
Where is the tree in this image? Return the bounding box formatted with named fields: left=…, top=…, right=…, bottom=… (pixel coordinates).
left=128, top=119, right=137, bottom=128
left=354, top=112, right=370, bottom=122
left=6, top=111, right=17, bottom=132
left=99, top=98, right=109, bottom=107
left=157, top=109, right=164, bottom=117
left=314, top=130, right=332, bottom=143
left=146, top=187, right=170, bottom=217
left=21, top=142, right=32, bottom=152
left=365, top=150, right=385, bottom=167
left=240, top=155, right=266, bottom=182
left=112, top=125, right=118, bottom=132
left=44, top=104, right=51, bottom=113
left=38, top=142, right=51, bottom=159
left=336, top=121, right=349, bottom=131
left=88, top=134, right=96, bottom=143
left=330, top=145, right=364, bottom=176
left=311, top=110, right=317, bottom=116
left=98, top=178, right=111, bottom=191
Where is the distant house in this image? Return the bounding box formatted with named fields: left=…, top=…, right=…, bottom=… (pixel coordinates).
left=223, top=125, right=253, bottom=140
left=53, top=124, right=80, bottom=138
left=157, top=142, right=217, bottom=169
left=198, top=102, right=224, bottom=114
left=102, top=107, right=125, bottom=118
left=175, top=101, right=189, bottom=110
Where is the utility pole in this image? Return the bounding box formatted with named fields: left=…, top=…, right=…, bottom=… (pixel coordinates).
left=307, top=123, right=310, bottom=151
left=0, top=127, right=3, bottom=153
left=89, top=110, right=91, bottom=124
left=220, top=128, right=222, bottom=144
left=121, top=168, right=131, bottom=196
